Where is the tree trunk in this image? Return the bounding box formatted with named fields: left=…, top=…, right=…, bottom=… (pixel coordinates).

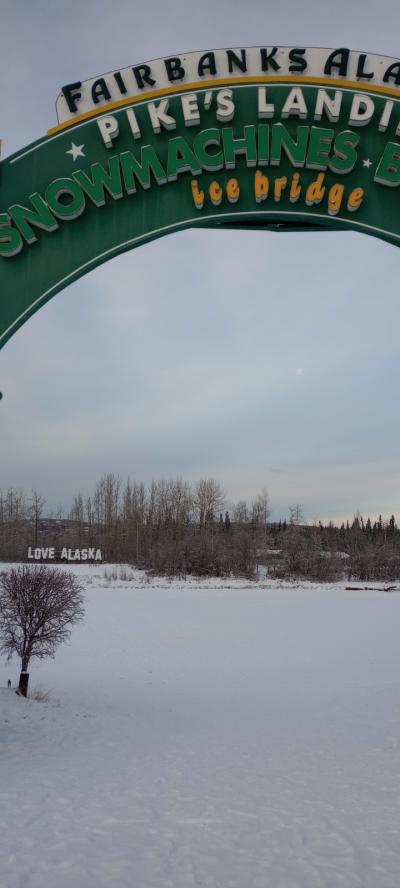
left=18, top=671, right=29, bottom=697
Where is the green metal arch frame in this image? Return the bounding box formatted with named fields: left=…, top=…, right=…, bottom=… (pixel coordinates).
left=1, top=76, right=400, bottom=358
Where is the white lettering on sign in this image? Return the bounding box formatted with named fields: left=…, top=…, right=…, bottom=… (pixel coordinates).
left=27, top=547, right=103, bottom=561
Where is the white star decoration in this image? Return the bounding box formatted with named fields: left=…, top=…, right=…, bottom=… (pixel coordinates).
left=66, top=143, right=85, bottom=161
left=362, top=158, right=372, bottom=169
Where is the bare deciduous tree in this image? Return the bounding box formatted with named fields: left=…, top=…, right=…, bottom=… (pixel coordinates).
left=251, top=489, right=270, bottom=525
left=289, top=503, right=304, bottom=526
left=233, top=500, right=250, bottom=524
left=30, top=490, right=46, bottom=548
left=193, top=478, right=225, bottom=527
left=0, top=566, right=85, bottom=696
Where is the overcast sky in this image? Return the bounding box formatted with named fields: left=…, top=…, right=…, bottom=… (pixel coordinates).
left=1, top=0, right=400, bottom=522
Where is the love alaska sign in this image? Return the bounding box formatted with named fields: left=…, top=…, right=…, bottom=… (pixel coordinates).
left=2, top=46, right=400, bottom=350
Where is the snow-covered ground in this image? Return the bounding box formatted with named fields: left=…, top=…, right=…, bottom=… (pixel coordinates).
left=1, top=565, right=400, bottom=888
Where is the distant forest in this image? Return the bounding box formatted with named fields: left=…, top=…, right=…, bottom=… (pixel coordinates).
left=1, top=475, right=400, bottom=581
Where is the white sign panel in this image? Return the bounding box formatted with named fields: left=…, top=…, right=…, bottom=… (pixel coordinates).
left=55, top=47, right=400, bottom=124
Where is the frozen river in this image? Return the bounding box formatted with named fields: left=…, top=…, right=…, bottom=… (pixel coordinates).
left=1, top=567, right=400, bottom=888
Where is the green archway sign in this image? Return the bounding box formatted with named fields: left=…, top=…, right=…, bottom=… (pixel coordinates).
left=2, top=45, right=400, bottom=351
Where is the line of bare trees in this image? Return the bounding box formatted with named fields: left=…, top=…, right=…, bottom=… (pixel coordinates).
left=0, top=477, right=268, bottom=577
left=0, top=488, right=47, bottom=558
left=67, top=475, right=269, bottom=577
left=1, top=476, right=400, bottom=580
